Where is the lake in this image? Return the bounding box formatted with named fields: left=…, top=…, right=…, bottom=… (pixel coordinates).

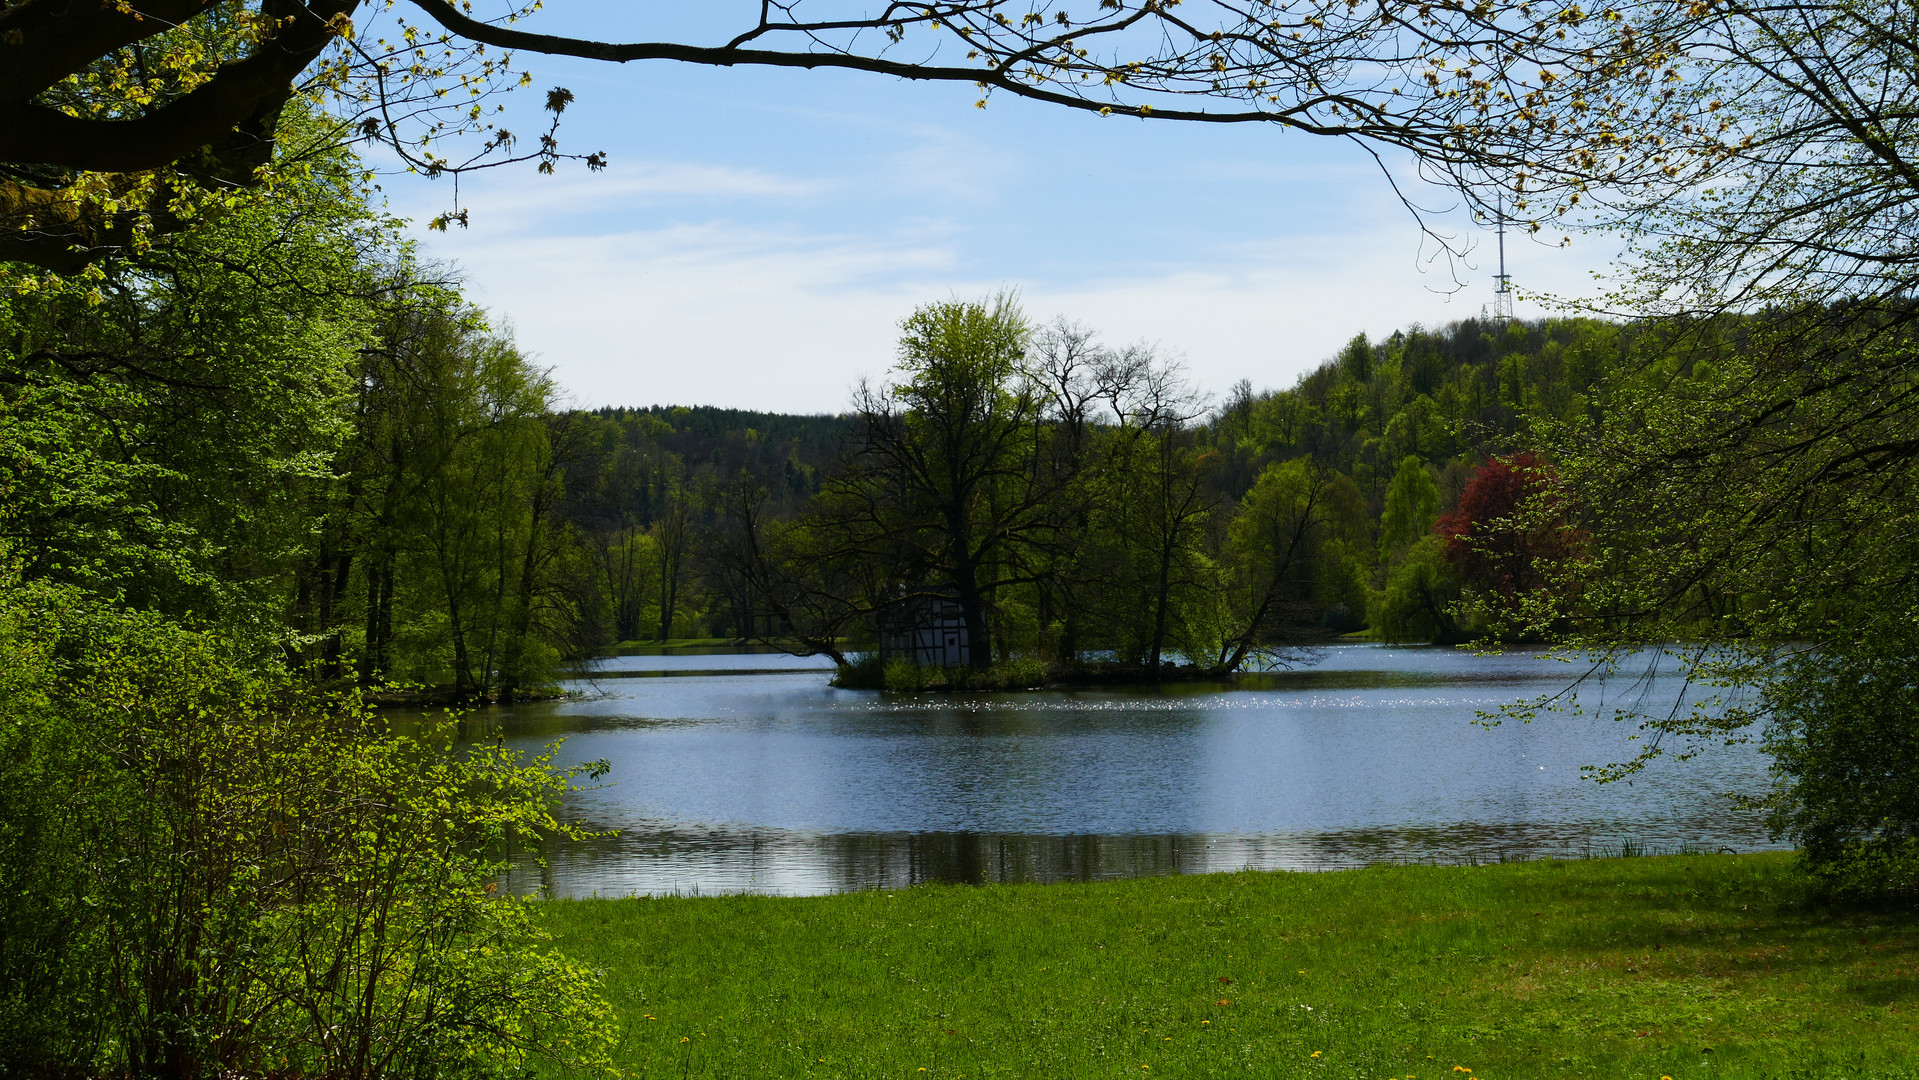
left=481, top=644, right=1779, bottom=897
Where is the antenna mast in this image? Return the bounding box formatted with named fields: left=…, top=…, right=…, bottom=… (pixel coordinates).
left=1492, top=193, right=1514, bottom=322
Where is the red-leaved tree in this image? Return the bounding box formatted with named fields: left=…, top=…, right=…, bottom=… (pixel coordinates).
left=1435, top=453, right=1584, bottom=610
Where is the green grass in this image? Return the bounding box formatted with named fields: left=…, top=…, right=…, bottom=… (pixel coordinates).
left=537, top=853, right=1919, bottom=1079
left=832, top=656, right=1050, bottom=691
left=610, top=638, right=758, bottom=651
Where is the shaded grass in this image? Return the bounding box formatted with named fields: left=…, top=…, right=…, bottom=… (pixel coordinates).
left=832, top=657, right=1050, bottom=691
left=611, top=638, right=771, bottom=651
left=539, top=853, right=1919, bottom=1079
left=828, top=657, right=1267, bottom=692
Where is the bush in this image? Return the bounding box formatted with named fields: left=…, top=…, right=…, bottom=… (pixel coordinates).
left=0, top=581, right=617, bottom=1078
left=1763, top=606, right=1919, bottom=899
left=946, top=657, right=1049, bottom=691
left=830, top=655, right=1049, bottom=692
left=830, top=653, right=885, bottom=689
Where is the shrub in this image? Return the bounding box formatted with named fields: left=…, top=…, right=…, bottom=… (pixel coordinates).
left=1763, top=605, right=1919, bottom=899
left=830, top=655, right=1050, bottom=692
left=830, top=653, right=885, bottom=689
left=0, top=581, right=617, bottom=1078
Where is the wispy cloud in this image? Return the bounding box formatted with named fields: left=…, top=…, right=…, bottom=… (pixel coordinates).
left=392, top=53, right=1616, bottom=413
left=385, top=161, right=834, bottom=232
left=423, top=212, right=1603, bottom=413
left=434, top=222, right=967, bottom=411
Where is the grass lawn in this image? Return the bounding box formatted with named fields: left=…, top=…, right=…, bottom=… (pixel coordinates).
left=608, top=639, right=752, bottom=651
left=538, top=853, right=1919, bottom=1079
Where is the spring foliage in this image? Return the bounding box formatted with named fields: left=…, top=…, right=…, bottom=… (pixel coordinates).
left=0, top=575, right=617, bottom=1077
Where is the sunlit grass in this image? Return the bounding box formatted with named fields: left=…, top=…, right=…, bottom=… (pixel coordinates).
left=538, top=853, right=1919, bottom=1078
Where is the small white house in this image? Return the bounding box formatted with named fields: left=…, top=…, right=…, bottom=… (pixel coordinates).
left=879, top=587, right=971, bottom=668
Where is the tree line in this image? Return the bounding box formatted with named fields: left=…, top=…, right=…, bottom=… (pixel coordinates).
left=679, top=300, right=1623, bottom=681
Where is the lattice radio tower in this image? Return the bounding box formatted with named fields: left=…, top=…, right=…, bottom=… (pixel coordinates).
left=1492, top=193, right=1514, bottom=323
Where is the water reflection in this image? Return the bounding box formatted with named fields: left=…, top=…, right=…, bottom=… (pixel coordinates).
left=504, top=818, right=1767, bottom=898
left=472, top=644, right=1779, bottom=897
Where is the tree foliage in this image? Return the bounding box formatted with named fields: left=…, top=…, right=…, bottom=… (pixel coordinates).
left=0, top=576, right=615, bottom=1078
left=1505, top=4, right=1919, bottom=893
left=1378, top=455, right=1442, bottom=562
left=1762, top=592, right=1919, bottom=899
left=0, top=0, right=1749, bottom=271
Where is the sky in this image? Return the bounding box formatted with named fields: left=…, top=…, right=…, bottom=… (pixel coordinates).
left=378, top=3, right=1614, bottom=415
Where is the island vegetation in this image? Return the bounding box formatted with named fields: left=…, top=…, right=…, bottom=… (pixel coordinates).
left=5, top=0, right=1919, bottom=1076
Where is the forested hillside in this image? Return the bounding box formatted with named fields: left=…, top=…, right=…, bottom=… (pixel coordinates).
left=0, top=204, right=1627, bottom=704
left=1214, top=317, right=1626, bottom=507
left=1200, top=316, right=1625, bottom=645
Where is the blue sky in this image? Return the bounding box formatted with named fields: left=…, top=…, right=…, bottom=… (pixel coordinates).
left=379, top=3, right=1609, bottom=414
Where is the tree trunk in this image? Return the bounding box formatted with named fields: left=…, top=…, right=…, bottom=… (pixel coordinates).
left=1149, top=541, right=1174, bottom=675
left=360, top=548, right=393, bottom=684
left=951, top=552, right=992, bottom=668
left=659, top=546, right=677, bottom=642
left=319, top=548, right=353, bottom=682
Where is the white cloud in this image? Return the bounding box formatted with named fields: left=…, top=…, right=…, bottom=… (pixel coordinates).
left=434, top=222, right=962, bottom=411
left=422, top=212, right=1607, bottom=414
left=383, top=161, right=833, bottom=229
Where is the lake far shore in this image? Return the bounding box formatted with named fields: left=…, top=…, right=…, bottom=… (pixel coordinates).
left=538, top=852, right=1916, bottom=1079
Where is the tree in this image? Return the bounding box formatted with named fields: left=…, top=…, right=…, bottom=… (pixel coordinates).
left=1761, top=587, right=1919, bottom=898
left=0, top=576, right=616, bottom=1077
left=815, top=293, right=1054, bottom=666
left=0, top=132, right=381, bottom=625
left=1020, top=318, right=1120, bottom=661
left=1378, top=455, right=1442, bottom=562
left=1497, top=0, right=1919, bottom=634
left=1088, top=352, right=1216, bottom=672
left=654, top=473, right=698, bottom=643
left=1, top=0, right=1658, bottom=271
left=702, top=470, right=866, bottom=665
left=1434, top=453, right=1583, bottom=638
left=1496, top=2, right=1919, bottom=851
left=1210, top=457, right=1367, bottom=670
left=1371, top=534, right=1465, bottom=643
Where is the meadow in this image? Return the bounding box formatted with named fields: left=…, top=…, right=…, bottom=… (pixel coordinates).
left=539, top=853, right=1919, bottom=1079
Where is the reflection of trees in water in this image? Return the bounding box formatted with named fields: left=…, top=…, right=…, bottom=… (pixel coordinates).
left=501, top=811, right=1780, bottom=897
left=830, top=833, right=1198, bottom=889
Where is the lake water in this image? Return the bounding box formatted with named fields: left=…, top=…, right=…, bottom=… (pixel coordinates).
left=484, top=645, right=1779, bottom=897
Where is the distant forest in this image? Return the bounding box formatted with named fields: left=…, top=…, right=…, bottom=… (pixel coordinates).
left=9, top=232, right=1625, bottom=702
left=539, top=314, right=1624, bottom=673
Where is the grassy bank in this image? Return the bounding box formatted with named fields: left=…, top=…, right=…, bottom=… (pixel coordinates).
left=829, top=657, right=1265, bottom=692
left=610, top=638, right=769, bottom=651
left=538, top=853, right=1919, bottom=1079
left=832, top=656, right=1051, bottom=691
